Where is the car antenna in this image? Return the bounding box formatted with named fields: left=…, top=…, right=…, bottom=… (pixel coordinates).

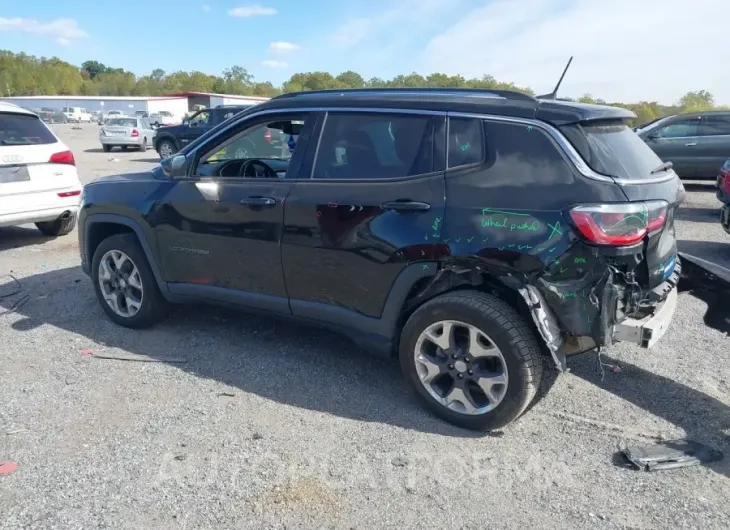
left=536, top=56, right=573, bottom=100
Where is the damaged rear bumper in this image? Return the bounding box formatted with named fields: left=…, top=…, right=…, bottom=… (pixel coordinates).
left=612, top=287, right=677, bottom=348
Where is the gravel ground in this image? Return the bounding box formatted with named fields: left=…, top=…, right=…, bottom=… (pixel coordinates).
left=1, top=124, right=729, bottom=529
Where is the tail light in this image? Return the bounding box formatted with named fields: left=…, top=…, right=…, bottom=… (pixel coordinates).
left=58, top=190, right=81, bottom=198
left=264, top=129, right=272, bottom=143
left=568, top=201, right=668, bottom=246
left=131, top=129, right=139, bottom=137
left=49, top=150, right=75, bottom=166
left=722, top=169, right=730, bottom=196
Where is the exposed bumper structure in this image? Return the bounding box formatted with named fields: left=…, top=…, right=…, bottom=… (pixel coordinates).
left=613, top=286, right=677, bottom=348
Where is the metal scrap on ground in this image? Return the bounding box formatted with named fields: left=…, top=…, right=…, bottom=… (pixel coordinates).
left=92, top=352, right=188, bottom=363
left=621, top=440, right=723, bottom=471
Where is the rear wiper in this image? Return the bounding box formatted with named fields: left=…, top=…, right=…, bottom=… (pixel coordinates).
left=650, top=161, right=674, bottom=175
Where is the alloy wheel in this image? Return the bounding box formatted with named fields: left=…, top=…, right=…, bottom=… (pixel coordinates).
left=159, top=142, right=173, bottom=158
left=413, top=320, right=509, bottom=415
left=98, top=250, right=144, bottom=318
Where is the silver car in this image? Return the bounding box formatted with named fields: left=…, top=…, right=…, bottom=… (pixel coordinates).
left=99, top=117, right=156, bottom=152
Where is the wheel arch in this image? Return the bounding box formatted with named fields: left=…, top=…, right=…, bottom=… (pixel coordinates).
left=386, top=259, right=562, bottom=366
left=84, top=214, right=169, bottom=297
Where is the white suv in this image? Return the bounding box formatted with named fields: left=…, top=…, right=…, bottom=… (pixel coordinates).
left=0, top=103, right=82, bottom=236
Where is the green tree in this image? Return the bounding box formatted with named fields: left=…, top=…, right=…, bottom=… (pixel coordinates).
left=81, top=60, right=108, bottom=79
left=678, top=90, right=715, bottom=112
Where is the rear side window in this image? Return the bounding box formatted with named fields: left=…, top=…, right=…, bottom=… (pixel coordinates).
left=704, top=115, right=730, bottom=136
left=561, top=121, right=665, bottom=180
left=448, top=118, right=485, bottom=168
left=477, top=120, right=574, bottom=181
left=313, top=113, right=434, bottom=179
left=106, top=118, right=137, bottom=127
left=0, top=113, right=57, bottom=145
left=654, top=118, right=700, bottom=138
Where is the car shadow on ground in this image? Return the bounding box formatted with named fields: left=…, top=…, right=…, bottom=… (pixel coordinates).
left=675, top=206, right=719, bottom=224
left=569, top=354, right=729, bottom=478
left=0, top=226, right=55, bottom=251
left=3, top=265, right=500, bottom=438
left=84, top=148, right=106, bottom=153
left=682, top=181, right=717, bottom=192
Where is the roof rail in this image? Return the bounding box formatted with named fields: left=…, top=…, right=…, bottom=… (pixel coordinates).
left=271, top=87, right=536, bottom=102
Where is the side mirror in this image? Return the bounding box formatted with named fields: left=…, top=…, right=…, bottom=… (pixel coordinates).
left=160, top=154, right=187, bottom=178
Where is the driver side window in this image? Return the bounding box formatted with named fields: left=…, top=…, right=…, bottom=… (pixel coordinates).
left=189, top=111, right=210, bottom=128
left=195, top=112, right=312, bottom=178
left=656, top=119, right=700, bottom=138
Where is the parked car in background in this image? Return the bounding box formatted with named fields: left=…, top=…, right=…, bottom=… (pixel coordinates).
left=135, top=110, right=149, bottom=118
left=78, top=88, right=682, bottom=431
left=42, top=107, right=67, bottom=124
left=149, top=111, right=178, bottom=127
left=0, top=102, right=81, bottom=235
left=715, top=159, right=730, bottom=202
left=99, top=117, right=156, bottom=152
left=153, top=105, right=248, bottom=158
left=62, top=107, right=93, bottom=123
left=636, top=111, right=730, bottom=180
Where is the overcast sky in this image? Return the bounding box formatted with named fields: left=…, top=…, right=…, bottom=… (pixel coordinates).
left=1, top=0, right=725, bottom=104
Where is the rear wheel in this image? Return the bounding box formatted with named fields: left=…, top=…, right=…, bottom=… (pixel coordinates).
left=399, top=290, right=543, bottom=431
left=102, top=144, right=112, bottom=152
left=140, top=138, right=147, bottom=151
left=36, top=214, right=77, bottom=237
left=91, top=233, right=168, bottom=328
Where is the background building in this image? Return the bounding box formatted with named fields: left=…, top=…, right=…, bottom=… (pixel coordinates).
left=0, top=95, right=189, bottom=119
left=0, top=92, right=271, bottom=119
left=164, top=92, right=270, bottom=111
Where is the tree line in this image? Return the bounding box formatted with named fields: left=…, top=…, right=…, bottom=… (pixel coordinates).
left=0, top=50, right=722, bottom=126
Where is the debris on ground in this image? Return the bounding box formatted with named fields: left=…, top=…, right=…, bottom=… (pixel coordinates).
left=92, top=352, right=187, bottom=363
left=217, top=392, right=236, bottom=397
left=5, top=428, right=27, bottom=436
left=80, top=349, right=95, bottom=357
left=0, top=274, right=30, bottom=317
left=621, top=440, right=723, bottom=471
left=391, top=456, right=409, bottom=467
left=252, top=432, right=263, bottom=440
left=107, top=156, right=119, bottom=162
left=0, top=462, right=19, bottom=475
left=174, top=455, right=187, bottom=461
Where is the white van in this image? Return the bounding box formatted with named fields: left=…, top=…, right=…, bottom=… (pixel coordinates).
left=62, top=107, right=93, bottom=123
left=0, top=103, right=82, bottom=235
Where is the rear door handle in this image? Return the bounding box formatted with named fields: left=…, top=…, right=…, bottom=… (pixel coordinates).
left=685, top=142, right=697, bottom=147
left=240, top=196, right=276, bottom=207
left=381, top=200, right=431, bottom=212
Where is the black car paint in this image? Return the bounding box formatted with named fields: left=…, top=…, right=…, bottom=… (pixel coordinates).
left=79, top=92, right=681, bottom=361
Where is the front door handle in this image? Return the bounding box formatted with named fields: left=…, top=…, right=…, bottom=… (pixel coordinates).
left=381, top=200, right=431, bottom=212
left=685, top=142, right=697, bottom=147
left=240, top=196, right=276, bottom=207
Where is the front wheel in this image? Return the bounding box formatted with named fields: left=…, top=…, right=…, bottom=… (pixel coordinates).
left=157, top=139, right=176, bottom=159
left=399, top=290, right=543, bottom=431
left=91, top=233, right=168, bottom=328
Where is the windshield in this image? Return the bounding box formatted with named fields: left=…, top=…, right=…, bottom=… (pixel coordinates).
left=561, top=121, right=666, bottom=180
left=0, top=114, right=57, bottom=145
left=106, top=118, right=137, bottom=127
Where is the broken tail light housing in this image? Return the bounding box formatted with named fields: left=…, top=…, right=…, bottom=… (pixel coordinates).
left=49, top=150, right=75, bottom=166
left=569, top=201, right=668, bottom=246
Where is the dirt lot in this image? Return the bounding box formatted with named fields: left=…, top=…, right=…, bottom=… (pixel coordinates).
left=1, top=124, right=729, bottom=529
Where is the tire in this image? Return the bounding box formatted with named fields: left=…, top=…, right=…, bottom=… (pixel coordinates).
left=102, top=144, right=112, bottom=152
left=35, top=214, right=77, bottom=237
left=399, top=290, right=543, bottom=431
left=140, top=138, right=147, bottom=151
left=120, top=146, right=128, bottom=151
left=157, top=139, right=176, bottom=159
left=91, top=233, right=168, bottom=328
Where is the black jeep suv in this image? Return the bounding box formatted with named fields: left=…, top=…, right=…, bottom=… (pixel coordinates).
left=78, top=88, right=683, bottom=431
left=153, top=105, right=252, bottom=159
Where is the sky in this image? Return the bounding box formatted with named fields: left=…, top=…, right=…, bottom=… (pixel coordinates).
left=0, top=0, right=727, bottom=105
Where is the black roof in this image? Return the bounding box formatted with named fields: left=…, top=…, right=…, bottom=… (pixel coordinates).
left=257, top=88, right=635, bottom=125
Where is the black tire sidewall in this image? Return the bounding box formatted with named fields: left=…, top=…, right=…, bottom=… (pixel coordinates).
left=399, top=292, right=540, bottom=431
left=90, top=234, right=164, bottom=328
